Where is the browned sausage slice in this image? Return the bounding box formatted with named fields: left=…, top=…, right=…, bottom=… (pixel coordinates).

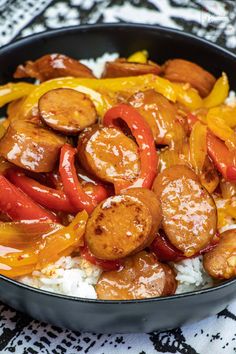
left=38, top=88, right=97, bottom=134
left=85, top=194, right=155, bottom=260
left=0, top=121, right=66, bottom=172
left=128, top=90, right=185, bottom=146
left=162, top=59, right=216, bottom=97
left=102, top=58, right=161, bottom=78
left=96, top=251, right=177, bottom=300
left=203, top=229, right=236, bottom=279
left=153, top=165, right=217, bottom=256
left=14, top=54, right=94, bottom=81
left=78, top=126, right=140, bottom=184
left=124, top=188, right=162, bottom=248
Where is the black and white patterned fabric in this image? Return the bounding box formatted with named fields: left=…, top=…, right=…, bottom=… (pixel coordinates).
left=0, top=1, right=236, bottom=353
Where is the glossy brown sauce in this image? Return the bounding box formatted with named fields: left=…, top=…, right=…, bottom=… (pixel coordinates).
left=96, top=251, right=177, bottom=300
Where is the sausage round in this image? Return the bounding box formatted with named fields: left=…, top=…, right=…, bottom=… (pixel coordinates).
left=128, top=90, right=185, bottom=146
left=102, top=58, right=161, bottom=78
left=77, top=126, right=140, bottom=184
left=161, top=59, right=216, bottom=97
left=153, top=165, right=217, bottom=256
left=0, top=121, right=66, bottom=172
left=96, top=251, right=177, bottom=300
left=39, top=88, right=97, bottom=134
left=203, top=229, right=236, bottom=279
left=123, top=188, right=162, bottom=248
left=85, top=194, right=155, bottom=260
left=14, top=53, right=94, bottom=81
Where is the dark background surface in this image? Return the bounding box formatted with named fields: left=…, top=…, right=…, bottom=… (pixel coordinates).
left=0, top=1, right=236, bottom=353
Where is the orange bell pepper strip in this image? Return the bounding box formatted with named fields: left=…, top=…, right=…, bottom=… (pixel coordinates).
left=103, top=104, right=158, bottom=193
left=37, top=210, right=88, bottom=268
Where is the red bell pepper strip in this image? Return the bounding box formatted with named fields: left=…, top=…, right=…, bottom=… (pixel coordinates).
left=85, top=184, right=110, bottom=204
left=150, top=232, right=184, bottom=262
left=0, top=175, right=58, bottom=222
left=7, top=169, right=76, bottom=213
left=150, top=231, right=218, bottom=262
left=103, top=104, right=158, bottom=193
left=188, top=113, right=236, bottom=182
left=80, top=244, right=122, bottom=271
left=207, top=133, right=236, bottom=181
left=59, top=144, right=97, bottom=214
left=47, top=170, right=110, bottom=203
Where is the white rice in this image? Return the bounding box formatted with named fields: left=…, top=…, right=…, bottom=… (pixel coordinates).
left=17, top=54, right=236, bottom=299
left=173, top=257, right=213, bottom=294
left=20, top=256, right=102, bottom=299
left=80, top=52, right=119, bottom=78
left=224, top=90, right=236, bottom=107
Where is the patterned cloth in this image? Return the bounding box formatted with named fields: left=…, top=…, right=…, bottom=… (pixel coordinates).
left=0, top=1, right=236, bottom=353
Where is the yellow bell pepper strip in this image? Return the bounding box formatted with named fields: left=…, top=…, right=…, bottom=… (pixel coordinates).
left=217, top=207, right=228, bottom=229
left=1, top=120, right=9, bottom=130
left=203, top=72, right=229, bottom=108
left=189, top=121, right=207, bottom=173
left=207, top=105, right=236, bottom=128
left=188, top=113, right=236, bottom=182
left=37, top=210, right=88, bottom=268
left=8, top=75, right=205, bottom=119
left=0, top=82, right=35, bottom=108
left=0, top=121, right=6, bottom=139
left=207, top=112, right=236, bottom=150
left=224, top=205, right=236, bottom=219
left=199, top=159, right=219, bottom=194
left=171, top=82, right=203, bottom=110
left=127, top=50, right=148, bottom=63
left=158, top=149, right=183, bottom=172
left=0, top=221, right=62, bottom=276
left=23, top=82, right=111, bottom=118
left=20, top=75, right=177, bottom=118
left=220, top=180, right=236, bottom=199
left=0, top=210, right=88, bottom=278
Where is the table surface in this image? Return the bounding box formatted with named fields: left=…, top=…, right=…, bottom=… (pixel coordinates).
left=0, top=1, right=236, bottom=353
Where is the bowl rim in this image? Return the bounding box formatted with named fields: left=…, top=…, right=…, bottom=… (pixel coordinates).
left=0, top=22, right=236, bottom=305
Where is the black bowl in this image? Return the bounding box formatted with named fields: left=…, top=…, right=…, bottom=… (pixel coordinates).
left=0, top=24, right=235, bottom=333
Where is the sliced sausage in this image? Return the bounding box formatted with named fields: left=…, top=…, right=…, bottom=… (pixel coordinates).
left=161, top=59, right=216, bottom=97
left=85, top=194, right=155, bottom=260
left=0, top=121, right=66, bottom=172
left=203, top=229, right=236, bottom=279
left=153, top=165, right=217, bottom=256
left=96, top=251, right=177, bottom=300
left=102, top=58, right=161, bottom=78
left=7, top=99, right=42, bottom=126
left=14, top=53, right=94, bottom=81
left=124, top=188, right=162, bottom=248
left=78, top=125, right=140, bottom=184
left=128, top=90, right=185, bottom=146
left=38, top=88, right=97, bottom=134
